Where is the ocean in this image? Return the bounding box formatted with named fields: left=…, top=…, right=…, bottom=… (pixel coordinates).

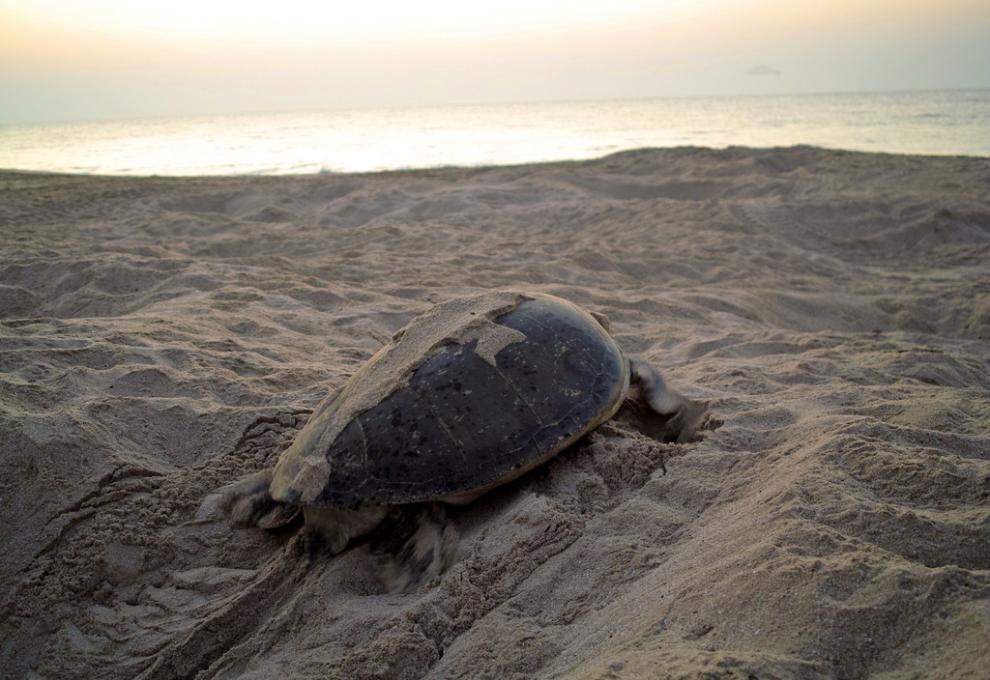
left=1, top=89, right=987, bottom=176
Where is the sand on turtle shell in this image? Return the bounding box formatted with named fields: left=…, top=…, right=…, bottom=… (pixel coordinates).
left=269, top=290, right=527, bottom=504
left=1, top=146, right=988, bottom=680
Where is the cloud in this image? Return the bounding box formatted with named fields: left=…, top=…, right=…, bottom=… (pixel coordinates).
left=747, top=64, right=782, bottom=77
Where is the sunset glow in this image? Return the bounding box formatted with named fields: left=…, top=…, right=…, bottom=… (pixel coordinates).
left=2, top=0, right=988, bottom=123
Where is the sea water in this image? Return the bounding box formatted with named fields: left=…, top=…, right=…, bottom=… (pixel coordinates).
left=1, top=89, right=987, bottom=176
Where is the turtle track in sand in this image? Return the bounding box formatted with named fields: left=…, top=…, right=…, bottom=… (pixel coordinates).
left=0, top=412, right=309, bottom=680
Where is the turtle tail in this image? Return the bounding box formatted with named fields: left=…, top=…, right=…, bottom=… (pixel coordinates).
left=197, top=469, right=300, bottom=530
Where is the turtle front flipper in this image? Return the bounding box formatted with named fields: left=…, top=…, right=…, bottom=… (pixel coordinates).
left=199, top=469, right=301, bottom=530
left=629, top=358, right=682, bottom=415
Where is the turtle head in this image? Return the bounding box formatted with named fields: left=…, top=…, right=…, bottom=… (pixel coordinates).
left=590, top=311, right=612, bottom=333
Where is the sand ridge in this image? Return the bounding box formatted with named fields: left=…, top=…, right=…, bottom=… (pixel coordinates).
left=1, top=146, right=988, bottom=679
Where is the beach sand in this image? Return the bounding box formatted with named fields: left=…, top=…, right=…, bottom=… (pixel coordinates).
left=1, top=146, right=988, bottom=679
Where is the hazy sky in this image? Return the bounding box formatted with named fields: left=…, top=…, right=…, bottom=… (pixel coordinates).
left=2, top=0, right=988, bottom=124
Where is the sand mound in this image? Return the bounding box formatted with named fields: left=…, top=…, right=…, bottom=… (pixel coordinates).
left=1, top=147, right=988, bottom=679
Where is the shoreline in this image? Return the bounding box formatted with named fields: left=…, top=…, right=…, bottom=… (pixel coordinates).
left=3, top=89, right=988, bottom=176
left=2, top=144, right=990, bottom=184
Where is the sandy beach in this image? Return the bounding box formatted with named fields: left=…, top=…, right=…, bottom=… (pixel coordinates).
left=1, top=146, right=988, bottom=679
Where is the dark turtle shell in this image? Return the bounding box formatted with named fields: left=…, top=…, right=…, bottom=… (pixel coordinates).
left=274, top=294, right=628, bottom=507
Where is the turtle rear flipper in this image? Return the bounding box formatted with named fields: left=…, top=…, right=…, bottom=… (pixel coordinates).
left=629, top=358, right=682, bottom=415
left=371, top=505, right=458, bottom=592
left=198, top=469, right=300, bottom=529
left=629, top=358, right=718, bottom=444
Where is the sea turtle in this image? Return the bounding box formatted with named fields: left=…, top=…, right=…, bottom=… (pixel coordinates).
left=208, top=290, right=694, bottom=578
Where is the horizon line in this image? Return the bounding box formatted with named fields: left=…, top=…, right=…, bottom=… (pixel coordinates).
left=2, top=85, right=988, bottom=129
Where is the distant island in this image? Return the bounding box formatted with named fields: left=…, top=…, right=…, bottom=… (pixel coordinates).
left=747, top=64, right=782, bottom=77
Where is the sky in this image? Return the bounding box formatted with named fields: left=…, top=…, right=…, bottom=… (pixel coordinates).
left=1, top=0, right=988, bottom=124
